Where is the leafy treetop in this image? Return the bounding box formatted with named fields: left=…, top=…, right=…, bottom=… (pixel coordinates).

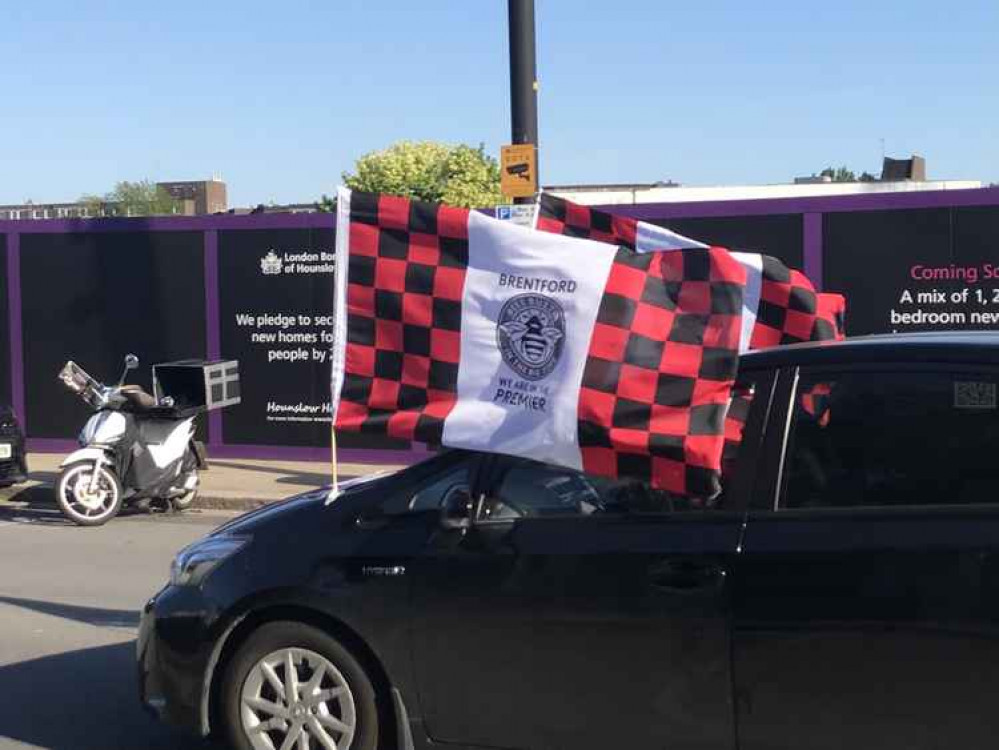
left=819, top=166, right=878, bottom=183
left=341, top=140, right=504, bottom=208
left=81, top=180, right=182, bottom=216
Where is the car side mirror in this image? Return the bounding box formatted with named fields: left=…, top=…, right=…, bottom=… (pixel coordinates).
left=440, top=486, right=474, bottom=530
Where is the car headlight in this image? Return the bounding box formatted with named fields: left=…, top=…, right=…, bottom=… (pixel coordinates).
left=170, top=536, right=248, bottom=587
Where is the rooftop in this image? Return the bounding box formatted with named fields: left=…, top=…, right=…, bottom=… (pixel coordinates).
left=547, top=179, right=984, bottom=206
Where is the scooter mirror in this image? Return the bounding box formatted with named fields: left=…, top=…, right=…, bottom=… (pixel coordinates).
left=118, top=354, right=140, bottom=387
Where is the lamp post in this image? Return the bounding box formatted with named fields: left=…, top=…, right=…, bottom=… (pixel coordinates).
left=508, top=0, right=539, bottom=204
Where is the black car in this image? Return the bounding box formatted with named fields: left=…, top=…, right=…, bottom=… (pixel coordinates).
left=139, top=332, right=999, bottom=750
left=0, top=405, right=27, bottom=485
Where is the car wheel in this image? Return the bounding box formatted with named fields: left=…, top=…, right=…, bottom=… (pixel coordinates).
left=222, top=621, right=379, bottom=750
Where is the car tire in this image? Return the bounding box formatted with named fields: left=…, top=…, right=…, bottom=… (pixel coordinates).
left=222, top=621, right=379, bottom=750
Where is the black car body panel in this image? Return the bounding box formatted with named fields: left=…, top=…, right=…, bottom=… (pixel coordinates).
left=0, top=405, right=27, bottom=484
left=139, top=333, right=999, bottom=750
left=732, top=506, right=999, bottom=750
left=408, top=509, right=743, bottom=750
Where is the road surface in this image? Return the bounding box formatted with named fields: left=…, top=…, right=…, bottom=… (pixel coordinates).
left=0, top=500, right=231, bottom=749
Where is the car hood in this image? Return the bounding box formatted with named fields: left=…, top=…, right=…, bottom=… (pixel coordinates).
left=211, top=471, right=393, bottom=537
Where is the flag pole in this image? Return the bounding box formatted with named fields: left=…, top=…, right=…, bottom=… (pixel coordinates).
left=328, top=185, right=351, bottom=504
left=330, top=422, right=339, bottom=497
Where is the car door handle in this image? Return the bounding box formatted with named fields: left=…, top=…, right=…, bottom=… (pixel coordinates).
left=354, top=513, right=390, bottom=531
left=648, top=560, right=727, bottom=593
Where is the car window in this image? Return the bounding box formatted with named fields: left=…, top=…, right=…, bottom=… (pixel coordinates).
left=478, top=458, right=705, bottom=522
left=783, top=370, right=999, bottom=510
left=408, top=466, right=470, bottom=512
left=376, top=371, right=764, bottom=521
left=721, top=374, right=760, bottom=491
left=477, top=372, right=766, bottom=521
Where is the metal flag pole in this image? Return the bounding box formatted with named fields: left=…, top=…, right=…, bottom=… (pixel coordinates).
left=330, top=422, right=339, bottom=498
left=327, top=186, right=351, bottom=504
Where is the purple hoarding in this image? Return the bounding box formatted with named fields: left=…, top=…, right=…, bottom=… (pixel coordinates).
left=2, top=186, right=998, bottom=462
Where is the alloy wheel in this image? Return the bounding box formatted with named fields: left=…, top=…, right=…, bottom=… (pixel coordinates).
left=240, top=647, right=356, bottom=750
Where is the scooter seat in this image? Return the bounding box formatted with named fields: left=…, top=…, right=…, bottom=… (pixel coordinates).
left=120, top=385, right=158, bottom=411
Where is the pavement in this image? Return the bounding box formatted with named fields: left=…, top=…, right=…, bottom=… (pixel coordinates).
left=0, top=452, right=406, bottom=513
left=0, top=507, right=230, bottom=749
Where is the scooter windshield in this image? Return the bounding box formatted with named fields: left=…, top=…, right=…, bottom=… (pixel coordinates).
left=58, top=361, right=106, bottom=409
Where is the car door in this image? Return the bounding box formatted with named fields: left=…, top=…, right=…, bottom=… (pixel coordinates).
left=409, top=371, right=773, bottom=750
left=732, top=364, right=999, bottom=750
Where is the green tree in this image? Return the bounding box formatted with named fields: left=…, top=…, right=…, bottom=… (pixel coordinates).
left=80, top=180, right=182, bottom=216
left=342, top=141, right=503, bottom=208
left=820, top=166, right=858, bottom=182
left=113, top=180, right=182, bottom=216
left=315, top=194, right=336, bottom=213
left=79, top=193, right=109, bottom=216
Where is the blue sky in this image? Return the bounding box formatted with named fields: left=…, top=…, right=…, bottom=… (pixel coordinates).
left=1, top=0, right=995, bottom=207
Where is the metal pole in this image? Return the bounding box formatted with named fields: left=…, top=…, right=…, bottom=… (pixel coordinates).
left=508, top=0, right=539, bottom=204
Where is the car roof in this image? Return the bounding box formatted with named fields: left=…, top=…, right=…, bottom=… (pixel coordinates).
left=740, top=331, right=999, bottom=370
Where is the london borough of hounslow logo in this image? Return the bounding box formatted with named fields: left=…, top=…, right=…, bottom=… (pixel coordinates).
left=260, top=250, right=282, bottom=275
left=496, top=293, right=566, bottom=381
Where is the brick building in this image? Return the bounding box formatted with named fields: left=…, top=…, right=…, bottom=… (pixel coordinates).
left=0, top=178, right=228, bottom=220
left=157, top=179, right=228, bottom=215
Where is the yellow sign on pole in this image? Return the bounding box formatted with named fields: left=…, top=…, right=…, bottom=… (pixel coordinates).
left=500, top=143, right=537, bottom=198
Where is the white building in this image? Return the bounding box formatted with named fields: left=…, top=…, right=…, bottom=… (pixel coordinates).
left=546, top=178, right=984, bottom=207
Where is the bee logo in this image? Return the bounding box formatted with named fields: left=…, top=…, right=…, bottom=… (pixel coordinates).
left=496, top=293, right=566, bottom=381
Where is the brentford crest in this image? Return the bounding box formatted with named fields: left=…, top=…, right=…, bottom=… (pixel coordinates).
left=496, top=293, right=566, bottom=381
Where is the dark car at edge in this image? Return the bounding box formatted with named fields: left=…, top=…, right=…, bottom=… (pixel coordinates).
left=0, top=405, right=27, bottom=486
left=139, top=332, right=999, bottom=750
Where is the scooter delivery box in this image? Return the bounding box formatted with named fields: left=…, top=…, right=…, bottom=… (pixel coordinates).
left=152, top=359, right=240, bottom=413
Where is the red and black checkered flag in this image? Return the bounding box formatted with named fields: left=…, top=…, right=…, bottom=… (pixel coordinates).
left=799, top=294, right=845, bottom=429
left=746, top=264, right=846, bottom=347
left=536, top=193, right=850, bottom=354
left=332, top=189, right=748, bottom=498
left=722, top=382, right=755, bottom=476
left=575, top=246, right=746, bottom=497
left=332, top=190, right=468, bottom=443
left=720, top=288, right=846, bottom=470
left=813, top=292, right=847, bottom=341
left=800, top=381, right=834, bottom=426
left=537, top=192, right=708, bottom=252
left=535, top=193, right=850, bottom=481
left=748, top=256, right=821, bottom=348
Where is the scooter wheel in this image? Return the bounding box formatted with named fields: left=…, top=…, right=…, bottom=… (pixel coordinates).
left=56, top=461, right=123, bottom=527
left=171, top=488, right=198, bottom=511
left=170, top=472, right=199, bottom=511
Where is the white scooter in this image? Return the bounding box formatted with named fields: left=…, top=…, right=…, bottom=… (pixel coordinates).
left=56, top=355, right=206, bottom=526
